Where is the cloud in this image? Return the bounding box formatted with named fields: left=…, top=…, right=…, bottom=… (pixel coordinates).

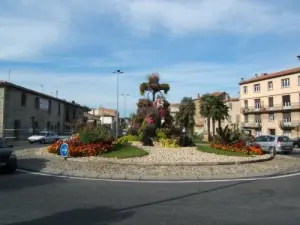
left=112, top=0, right=300, bottom=36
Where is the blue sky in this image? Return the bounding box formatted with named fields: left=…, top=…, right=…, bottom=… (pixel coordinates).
left=0, top=0, right=300, bottom=116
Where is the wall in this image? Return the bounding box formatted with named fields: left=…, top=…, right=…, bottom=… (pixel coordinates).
left=4, top=87, right=64, bottom=134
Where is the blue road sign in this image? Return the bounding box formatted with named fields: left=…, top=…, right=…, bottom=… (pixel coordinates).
left=60, top=143, right=69, bottom=158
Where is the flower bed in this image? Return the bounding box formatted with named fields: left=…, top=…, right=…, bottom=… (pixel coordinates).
left=210, top=141, right=263, bottom=155
left=48, top=136, right=113, bottom=157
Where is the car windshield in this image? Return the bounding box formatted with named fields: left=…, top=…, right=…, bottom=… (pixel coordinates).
left=38, top=131, right=47, bottom=136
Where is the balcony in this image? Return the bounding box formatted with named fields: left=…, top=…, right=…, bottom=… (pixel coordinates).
left=279, top=120, right=300, bottom=129
left=241, top=122, right=262, bottom=129
left=241, top=103, right=300, bottom=114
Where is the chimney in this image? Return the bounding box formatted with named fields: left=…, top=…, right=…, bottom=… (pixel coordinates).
left=255, top=74, right=258, bottom=77
left=197, top=93, right=201, bottom=98
left=241, top=78, right=244, bottom=82
left=56, top=90, right=58, bottom=97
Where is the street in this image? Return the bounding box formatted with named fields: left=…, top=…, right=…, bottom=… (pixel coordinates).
left=0, top=172, right=300, bottom=225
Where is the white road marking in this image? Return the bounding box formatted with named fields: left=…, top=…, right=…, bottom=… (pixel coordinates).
left=16, top=169, right=300, bottom=183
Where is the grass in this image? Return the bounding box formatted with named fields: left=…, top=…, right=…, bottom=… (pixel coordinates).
left=197, top=145, right=250, bottom=157
left=101, top=144, right=149, bottom=159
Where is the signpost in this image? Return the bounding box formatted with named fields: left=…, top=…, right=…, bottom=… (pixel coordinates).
left=60, top=143, right=69, bottom=159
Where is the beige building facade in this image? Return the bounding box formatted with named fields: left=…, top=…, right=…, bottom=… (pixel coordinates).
left=239, top=67, right=300, bottom=138
left=0, top=81, right=88, bottom=140
left=193, top=92, right=240, bottom=135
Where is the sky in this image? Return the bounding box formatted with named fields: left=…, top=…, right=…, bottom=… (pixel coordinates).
left=0, top=0, right=300, bottom=117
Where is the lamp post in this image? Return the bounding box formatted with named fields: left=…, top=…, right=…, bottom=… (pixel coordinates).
left=121, top=94, right=130, bottom=118
left=112, top=70, right=124, bottom=137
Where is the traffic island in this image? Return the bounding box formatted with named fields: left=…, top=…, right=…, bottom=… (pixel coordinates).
left=14, top=147, right=300, bottom=181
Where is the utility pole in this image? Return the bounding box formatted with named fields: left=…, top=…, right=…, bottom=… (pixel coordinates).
left=112, top=70, right=124, bottom=137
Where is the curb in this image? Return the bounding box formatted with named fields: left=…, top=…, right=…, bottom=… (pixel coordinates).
left=63, top=155, right=274, bottom=166
left=17, top=165, right=300, bottom=182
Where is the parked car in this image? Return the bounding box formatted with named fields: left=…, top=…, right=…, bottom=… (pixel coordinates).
left=28, top=131, right=59, bottom=144
left=254, top=135, right=294, bottom=154
left=0, top=137, right=17, bottom=173
left=290, top=137, right=300, bottom=148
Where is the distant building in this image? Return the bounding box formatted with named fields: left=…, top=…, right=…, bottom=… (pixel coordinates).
left=88, top=107, right=117, bottom=131
left=0, top=81, right=89, bottom=140
left=193, top=92, right=240, bottom=135
left=169, top=103, right=180, bottom=118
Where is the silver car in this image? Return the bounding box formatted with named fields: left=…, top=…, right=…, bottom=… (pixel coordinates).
left=254, top=135, right=294, bottom=154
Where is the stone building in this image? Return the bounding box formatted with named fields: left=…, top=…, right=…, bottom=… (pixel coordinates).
left=0, top=81, right=89, bottom=140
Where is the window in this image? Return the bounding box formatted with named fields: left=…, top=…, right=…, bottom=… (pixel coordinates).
left=269, top=113, right=275, bottom=122
left=254, top=99, right=261, bottom=109
left=228, top=103, right=232, bottom=109
left=48, top=100, right=52, bottom=114
left=268, top=97, right=274, bottom=108
left=21, top=92, right=27, bottom=106
left=253, top=84, right=260, bottom=92
left=281, top=78, right=290, bottom=88
left=73, top=109, right=76, bottom=119
left=244, top=115, right=248, bottom=123
left=268, top=81, right=273, bottom=90
left=244, top=100, right=248, bottom=109
left=34, top=97, right=40, bottom=109
left=243, top=86, right=248, bottom=94
left=282, top=95, right=291, bottom=107
left=58, top=103, right=61, bottom=115
left=255, top=115, right=261, bottom=124
left=298, top=76, right=300, bottom=86
left=269, top=129, right=276, bottom=135
left=280, top=133, right=291, bottom=139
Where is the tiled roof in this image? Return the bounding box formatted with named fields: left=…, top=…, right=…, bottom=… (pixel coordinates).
left=239, top=67, right=300, bottom=85
left=224, top=97, right=239, bottom=103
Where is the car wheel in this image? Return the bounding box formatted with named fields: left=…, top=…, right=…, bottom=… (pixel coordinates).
left=269, top=147, right=276, bottom=157
left=40, top=139, right=46, bottom=144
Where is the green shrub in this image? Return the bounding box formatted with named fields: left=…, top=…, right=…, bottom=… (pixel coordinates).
left=79, top=125, right=111, bottom=144
left=116, top=135, right=139, bottom=144
left=159, top=138, right=179, bottom=148
left=156, top=129, right=167, bottom=139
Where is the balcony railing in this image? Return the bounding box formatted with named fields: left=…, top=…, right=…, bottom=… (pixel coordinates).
left=241, top=122, right=262, bottom=128
left=241, top=103, right=300, bottom=113
left=279, top=120, right=300, bottom=129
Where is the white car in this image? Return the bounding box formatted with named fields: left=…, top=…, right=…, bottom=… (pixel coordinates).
left=28, top=131, right=59, bottom=144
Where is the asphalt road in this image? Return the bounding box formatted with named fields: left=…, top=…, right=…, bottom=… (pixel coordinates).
left=1, top=172, right=300, bottom=225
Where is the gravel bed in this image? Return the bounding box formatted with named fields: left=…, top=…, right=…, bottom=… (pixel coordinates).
left=14, top=147, right=300, bottom=179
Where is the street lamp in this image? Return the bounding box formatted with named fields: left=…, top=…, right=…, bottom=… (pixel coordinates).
left=121, top=93, right=130, bottom=118
left=112, top=70, right=124, bottom=137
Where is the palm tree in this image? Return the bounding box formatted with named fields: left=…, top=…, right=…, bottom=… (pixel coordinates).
left=211, top=99, right=229, bottom=131
left=175, top=97, right=196, bottom=136
left=199, top=94, right=215, bottom=141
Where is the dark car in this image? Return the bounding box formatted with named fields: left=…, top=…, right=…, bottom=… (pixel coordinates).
left=291, top=137, right=300, bottom=148
left=0, top=138, right=17, bottom=173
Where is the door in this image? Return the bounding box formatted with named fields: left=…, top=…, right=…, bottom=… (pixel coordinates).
left=255, top=136, right=268, bottom=151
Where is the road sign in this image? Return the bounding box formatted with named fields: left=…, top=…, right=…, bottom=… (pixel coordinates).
left=60, top=143, right=69, bottom=158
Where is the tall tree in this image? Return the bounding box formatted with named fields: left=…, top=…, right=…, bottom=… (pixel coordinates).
left=211, top=98, right=229, bottom=130
left=199, top=94, right=218, bottom=141
left=175, top=97, right=196, bottom=136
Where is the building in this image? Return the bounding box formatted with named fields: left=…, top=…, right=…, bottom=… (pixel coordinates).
left=193, top=92, right=240, bottom=136
left=222, top=98, right=240, bottom=130
left=239, top=67, right=300, bottom=138
left=169, top=103, right=180, bottom=118
left=0, top=81, right=89, bottom=139
left=89, top=107, right=117, bottom=130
